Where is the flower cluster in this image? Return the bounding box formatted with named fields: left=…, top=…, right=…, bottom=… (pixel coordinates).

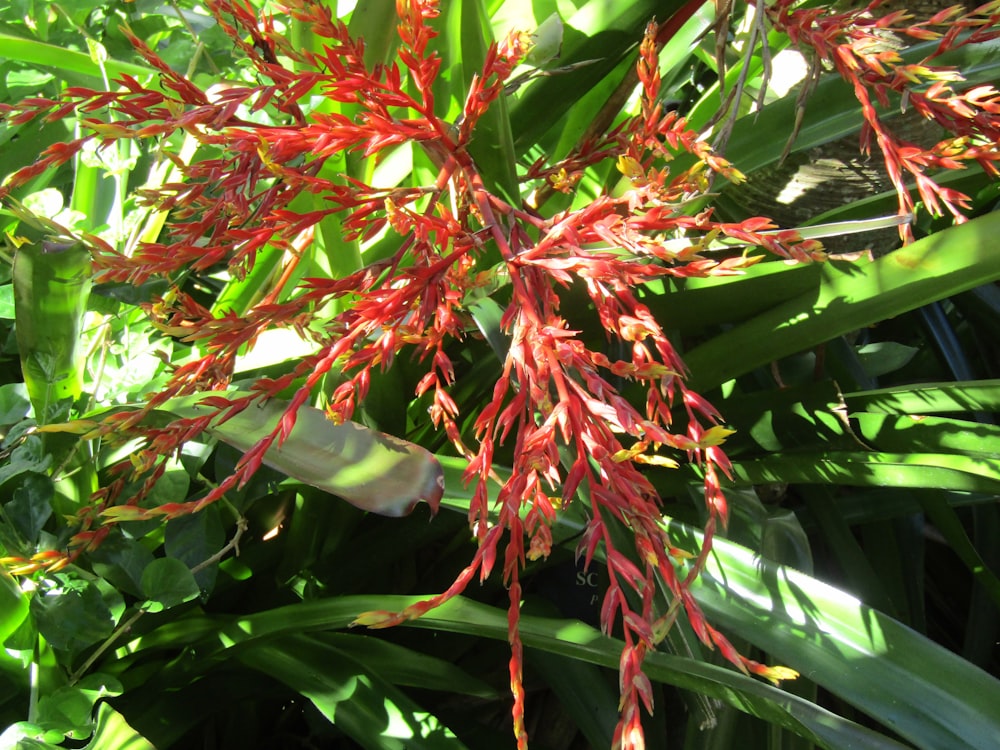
left=14, top=0, right=993, bottom=747
left=769, top=0, right=1000, bottom=239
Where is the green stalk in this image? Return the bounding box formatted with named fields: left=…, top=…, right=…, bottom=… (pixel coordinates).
left=13, top=240, right=91, bottom=422
left=13, top=239, right=96, bottom=508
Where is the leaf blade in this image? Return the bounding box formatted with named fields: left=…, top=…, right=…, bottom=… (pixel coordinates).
left=164, top=393, right=445, bottom=516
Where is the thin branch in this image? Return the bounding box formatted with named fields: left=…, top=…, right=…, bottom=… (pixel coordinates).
left=68, top=607, right=146, bottom=686
left=192, top=516, right=248, bottom=575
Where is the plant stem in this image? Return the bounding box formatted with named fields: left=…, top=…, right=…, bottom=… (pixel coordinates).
left=68, top=608, right=145, bottom=686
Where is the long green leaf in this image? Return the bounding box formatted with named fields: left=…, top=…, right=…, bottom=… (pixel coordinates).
left=639, top=261, right=823, bottom=334
left=12, top=237, right=96, bottom=511
left=434, top=0, right=520, bottom=203
left=684, top=211, right=1000, bottom=391
left=348, top=0, right=399, bottom=69
left=855, top=412, right=1000, bottom=457
left=668, top=520, right=1000, bottom=750
left=313, top=632, right=497, bottom=698
left=720, top=451, right=1000, bottom=494
left=146, top=595, right=906, bottom=750
left=845, top=380, right=1000, bottom=415
left=0, top=33, right=154, bottom=81
left=509, top=0, right=686, bottom=153
left=238, top=634, right=469, bottom=750
left=912, top=490, right=1000, bottom=612
left=527, top=648, right=618, bottom=749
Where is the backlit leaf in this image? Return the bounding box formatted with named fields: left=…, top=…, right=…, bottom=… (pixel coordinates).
left=164, top=393, right=445, bottom=517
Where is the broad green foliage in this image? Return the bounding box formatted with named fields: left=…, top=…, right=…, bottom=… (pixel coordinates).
left=0, top=0, right=999, bottom=749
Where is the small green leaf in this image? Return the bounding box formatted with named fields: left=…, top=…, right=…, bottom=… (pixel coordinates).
left=0, top=383, right=32, bottom=425
left=89, top=531, right=157, bottom=599
left=7, top=472, right=54, bottom=544
left=856, top=342, right=919, bottom=378
left=140, top=558, right=200, bottom=613
left=31, top=576, right=116, bottom=656
left=164, top=507, right=224, bottom=597
left=82, top=703, right=154, bottom=750
left=35, top=674, right=123, bottom=741
left=0, top=434, right=52, bottom=491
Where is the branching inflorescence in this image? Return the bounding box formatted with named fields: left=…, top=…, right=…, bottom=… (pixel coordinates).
left=769, top=0, right=1000, bottom=239
left=2, top=0, right=998, bottom=747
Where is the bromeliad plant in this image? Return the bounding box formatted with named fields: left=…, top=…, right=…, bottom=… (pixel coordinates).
left=2, top=0, right=1000, bottom=748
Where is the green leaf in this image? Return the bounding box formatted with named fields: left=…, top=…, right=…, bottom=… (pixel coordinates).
left=35, top=674, right=123, bottom=741
left=845, top=380, right=1000, bottom=415
left=208, top=241, right=282, bottom=319
left=314, top=633, right=497, bottom=697
left=88, top=531, right=157, bottom=600
left=151, top=595, right=906, bottom=750
left=528, top=648, right=617, bottom=749
left=639, top=261, right=822, bottom=335
left=0, top=383, right=32, bottom=426
left=164, top=507, right=224, bottom=597
left=93, top=669, right=280, bottom=749
left=718, top=37, right=1000, bottom=177
left=911, top=490, right=1000, bottom=612
left=82, top=703, right=154, bottom=750
left=238, top=633, right=469, bottom=750
left=31, top=576, right=116, bottom=656
left=0, top=721, right=65, bottom=748
left=0, top=433, right=51, bottom=487
left=721, top=451, right=1000, bottom=494
left=347, top=0, right=399, bottom=70
left=684, top=212, right=1000, bottom=392
left=6, top=472, right=54, bottom=544
left=162, top=393, right=445, bottom=517
left=854, top=413, right=1000, bottom=458
left=0, top=32, right=155, bottom=81
left=468, top=295, right=509, bottom=360
left=855, top=342, right=919, bottom=378
left=669, top=520, right=1000, bottom=750
left=139, top=558, right=200, bottom=613
left=435, top=0, right=519, bottom=203
left=510, top=0, right=685, bottom=153
left=0, top=285, right=15, bottom=319
left=0, top=571, right=28, bottom=644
